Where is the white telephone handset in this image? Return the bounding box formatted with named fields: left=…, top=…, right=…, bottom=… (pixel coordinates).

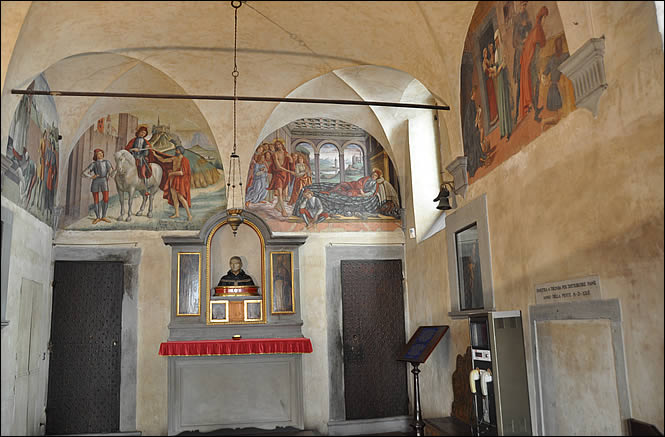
left=480, top=369, right=493, bottom=396
left=469, top=368, right=480, bottom=393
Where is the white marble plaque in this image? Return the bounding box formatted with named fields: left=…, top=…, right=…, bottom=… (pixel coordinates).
left=535, top=275, right=601, bottom=305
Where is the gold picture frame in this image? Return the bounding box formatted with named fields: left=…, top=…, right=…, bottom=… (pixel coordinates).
left=270, top=251, right=295, bottom=314
left=210, top=300, right=229, bottom=323
left=177, top=252, right=201, bottom=316
left=205, top=219, right=267, bottom=325
left=244, top=299, right=263, bottom=321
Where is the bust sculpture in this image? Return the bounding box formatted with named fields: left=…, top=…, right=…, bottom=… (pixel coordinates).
left=217, top=256, right=256, bottom=287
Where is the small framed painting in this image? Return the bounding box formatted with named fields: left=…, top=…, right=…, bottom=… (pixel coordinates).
left=244, top=299, right=263, bottom=322
left=210, top=300, right=229, bottom=323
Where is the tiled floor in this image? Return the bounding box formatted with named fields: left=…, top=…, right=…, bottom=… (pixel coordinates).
left=177, top=417, right=471, bottom=436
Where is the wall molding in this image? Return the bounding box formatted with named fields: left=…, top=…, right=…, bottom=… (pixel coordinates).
left=558, top=36, right=608, bottom=117
left=528, top=299, right=631, bottom=435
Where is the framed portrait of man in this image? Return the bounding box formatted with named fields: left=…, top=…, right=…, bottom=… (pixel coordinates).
left=270, top=251, right=295, bottom=314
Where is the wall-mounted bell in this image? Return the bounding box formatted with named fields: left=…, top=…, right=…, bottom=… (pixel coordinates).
left=434, top=185, right=452, bottom=210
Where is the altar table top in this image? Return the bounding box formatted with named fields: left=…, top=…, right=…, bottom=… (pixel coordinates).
left=159, top=337, right=313, bottom=356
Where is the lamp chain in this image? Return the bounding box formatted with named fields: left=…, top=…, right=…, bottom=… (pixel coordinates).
left=232, top=0, right=239, bottom=155
left=227, top=0, right=243, bottom=217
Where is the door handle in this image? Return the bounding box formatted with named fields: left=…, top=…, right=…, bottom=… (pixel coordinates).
left=113, top=340, right=118, bottom=347
left=344, top=339, right=364, bottom=361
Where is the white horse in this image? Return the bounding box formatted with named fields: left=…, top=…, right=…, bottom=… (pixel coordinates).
left=114, top=149, right=163, bottom=221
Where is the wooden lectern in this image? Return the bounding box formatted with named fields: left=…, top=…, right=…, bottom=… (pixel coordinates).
left=397, top=325, right=449, bottom=436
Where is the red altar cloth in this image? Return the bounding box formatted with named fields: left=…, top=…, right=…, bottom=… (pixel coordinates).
left=159, top=338, right=313, bottom=356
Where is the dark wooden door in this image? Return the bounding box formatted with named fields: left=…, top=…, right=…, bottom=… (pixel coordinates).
left=46, top=261, right=123, bottom=434
left=341, top=259, right=408, bottom=420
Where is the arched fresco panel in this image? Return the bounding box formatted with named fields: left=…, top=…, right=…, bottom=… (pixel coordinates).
left=245, top=118, right=401, bottom=232
left=4, top=74, right=61, bottom=228
left=62, top=113, right=225, bottom=231
left=461, top=0, right=576, bottom=183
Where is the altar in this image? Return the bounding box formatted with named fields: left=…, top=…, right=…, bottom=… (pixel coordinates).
left=161, top=211, right=309, bottom=435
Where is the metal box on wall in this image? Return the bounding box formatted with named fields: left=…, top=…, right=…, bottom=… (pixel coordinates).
left=469, top=310, right=531, bottom=436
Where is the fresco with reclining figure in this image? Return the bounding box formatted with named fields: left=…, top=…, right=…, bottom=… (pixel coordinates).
left=245, top=118, right=402, bottom=232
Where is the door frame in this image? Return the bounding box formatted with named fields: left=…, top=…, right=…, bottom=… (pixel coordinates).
left=52, top=246, right=141, bottom=432
left=325, top=245, right=410, bottom=435
left=528, top=299, right=631, bottom=436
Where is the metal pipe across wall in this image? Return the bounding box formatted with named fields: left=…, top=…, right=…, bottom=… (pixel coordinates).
left=10, top=89, right=450, bottom=111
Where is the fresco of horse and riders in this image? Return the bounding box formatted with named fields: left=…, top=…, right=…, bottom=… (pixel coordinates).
left=60, top=114, right=226, bottom=231
left=461, top=0, right=576, bottom=183
left=5, top=78, right=399, bottom=233
left=5, top=75, right=227, bottom=231
left=244, top=120, right=402, bottom=232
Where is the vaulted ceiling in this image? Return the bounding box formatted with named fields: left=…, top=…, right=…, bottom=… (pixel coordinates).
left=1, top=1, right=478, bottom=205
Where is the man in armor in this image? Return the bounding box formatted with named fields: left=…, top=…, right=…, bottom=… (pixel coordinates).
left=82, top=148, right=114, bottom=224
left=125, top=126, right=153, bottom=195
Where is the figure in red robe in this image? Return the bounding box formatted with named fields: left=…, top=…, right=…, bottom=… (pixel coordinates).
left=324, top=173, right=376, bottom=197
left=153, top=145, right=193, bottom=221
left=267, top=140, right=293, bottom=216
left=519, top=6, right=548, bottom=122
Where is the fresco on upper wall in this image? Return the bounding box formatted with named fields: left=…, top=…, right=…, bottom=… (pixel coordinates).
left=244, top=118, right=402, bottom=232
left=5, top=74, right=61, bottom=228
left=461, top=1, right=576, bottom=183
left=62, top=114, right=225, bottom=231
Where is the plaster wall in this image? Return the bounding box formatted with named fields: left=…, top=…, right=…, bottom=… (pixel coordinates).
left=0, top=1, right=31, bottom=95
left=0, top=194, right=54, bottom=436
left=1, top=1, right=663, bottom=434
left=402, top=0, right=664, bottom=430
left=49, top=228, right=407, bottom=435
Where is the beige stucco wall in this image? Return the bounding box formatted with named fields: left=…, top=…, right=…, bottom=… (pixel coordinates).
left=0, top=1, right=31, bottom=95
left=404, top=1, right=664, bottom=430
left=0, top=195, right=54, bottom=436
left=1, top=1, right=663, bottom=435
left=48, top=229, right=409, bottom=435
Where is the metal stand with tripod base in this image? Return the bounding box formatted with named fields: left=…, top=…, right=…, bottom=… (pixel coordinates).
left=397, top=326, right=449, bottom=436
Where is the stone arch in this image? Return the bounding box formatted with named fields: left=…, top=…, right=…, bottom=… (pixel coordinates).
left=315, top=140, right=342, bottom=153
left=254, top=65, right=449, bottom=237
left=290, top=139, right=316, bottom=152
left=22, top=53, right=223, bottom=225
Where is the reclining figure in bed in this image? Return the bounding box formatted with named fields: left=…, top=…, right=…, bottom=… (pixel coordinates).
left=292, top=168, right=400, bottom=221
